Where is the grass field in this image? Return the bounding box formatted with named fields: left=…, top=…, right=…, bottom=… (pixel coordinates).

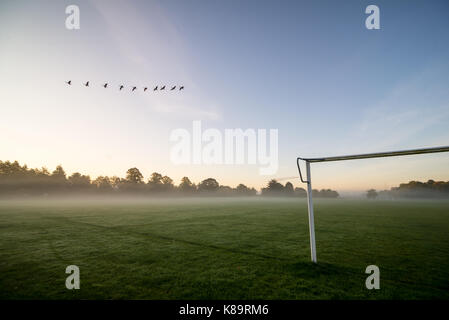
left=0, top=197, right=448, bottom=300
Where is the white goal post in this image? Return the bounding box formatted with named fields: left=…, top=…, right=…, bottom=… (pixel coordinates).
left=296, top=146, right=449, bottom=263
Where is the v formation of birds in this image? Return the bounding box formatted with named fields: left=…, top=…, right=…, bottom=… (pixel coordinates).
left=65, top=80, right=184, bottom=92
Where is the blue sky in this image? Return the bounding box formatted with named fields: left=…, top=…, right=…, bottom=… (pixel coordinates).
left=1, top=0, right=448, bottom=191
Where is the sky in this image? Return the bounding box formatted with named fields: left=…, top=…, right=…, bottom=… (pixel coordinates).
left=0, top=0, right=448, bottom=193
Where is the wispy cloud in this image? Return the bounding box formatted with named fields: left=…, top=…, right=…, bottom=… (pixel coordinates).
left=90, top=0, right=221, bottom=120
left=348, top=63, right=449, bottom=152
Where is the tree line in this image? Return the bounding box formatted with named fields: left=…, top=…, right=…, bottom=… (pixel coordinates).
left=367, top=180, right=449, bottom=199
left=0, top=160, right=340, bottom=198
left=261, top=179, right=339, bottom=198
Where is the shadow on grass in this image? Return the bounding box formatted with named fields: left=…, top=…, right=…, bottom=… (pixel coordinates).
left=44, top=216, right=366, bottom=280
left=41, top=217, right=449, bottom=296
left=44, top=216, right=290, bottom=262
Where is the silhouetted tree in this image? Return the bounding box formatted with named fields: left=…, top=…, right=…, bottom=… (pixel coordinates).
left=161, top=175, right=174, bottom=192
left=366, top=189, right=378, bottom=199
left=126, top=168, right=144, bottom=184
left=261, top=179, right=284, bottom=196
left=218, top=185, right=233, bottom=196
left=52, top=165, right=66, bottom=180
left=312, top=189, right=339, bottom=198
left=50, top=165, right=68, bottom=191
left=236, top=184, right=248, bottom=193
left=109, top=176, right=122, bottom=189
left=379, top=179, right=449, bottom=199
left=148, top=172, right=164, bottom=192
left=93, top=176, right=113, bottom=191
left=198, top=178, right=219, bottom=192
left=68, top=172, right=91, bottom=192
left=284, top=182, right=294, bottom=196
left=179, top=177, right=196, bottom=193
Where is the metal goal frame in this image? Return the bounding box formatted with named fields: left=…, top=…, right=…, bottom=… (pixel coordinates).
left=296, top=145, right=449, bottom=263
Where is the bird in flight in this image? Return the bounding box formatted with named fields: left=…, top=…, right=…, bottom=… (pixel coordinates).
left=67, top=81, right=182, bottom=92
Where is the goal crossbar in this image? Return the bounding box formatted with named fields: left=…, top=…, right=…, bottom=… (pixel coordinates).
left=298, top=146, right=449, bottom=163
left=296, top=145, right=449, bottom=263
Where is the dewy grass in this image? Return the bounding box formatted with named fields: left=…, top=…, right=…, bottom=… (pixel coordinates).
left=0, top=198, right=448, bottom=299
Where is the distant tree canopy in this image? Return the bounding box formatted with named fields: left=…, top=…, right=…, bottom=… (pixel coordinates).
left=378, top=180, right=449, bottom=199
left=179, top=177, right=196, bottom=193
left=312, top=189, right=339, bottom=198
left=265, top=179, right=284, bottom=194
left=198, top=178, right=219, bottom=192
left=261, top=179, right=339, bottom=198
left=69, top=172, right=91, bottom=188
left=366, top=189, right=378, bottom=199
left=236, top=184, right=256, bottom=196
left=0, top=160, right=257, bottom=197
left=126, top=168, right=144, bottom=184
left=0, top=160, right=348, bottom=198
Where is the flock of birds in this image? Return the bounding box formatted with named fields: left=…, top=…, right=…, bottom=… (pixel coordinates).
left=65, top=80, right=184, bottom=92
